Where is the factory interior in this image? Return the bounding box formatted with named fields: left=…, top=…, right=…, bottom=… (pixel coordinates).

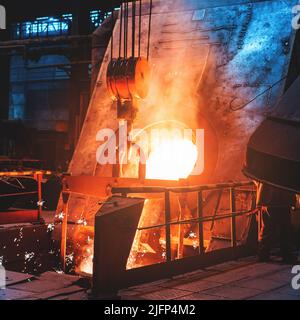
left=0, top=0, right=300, bottom=302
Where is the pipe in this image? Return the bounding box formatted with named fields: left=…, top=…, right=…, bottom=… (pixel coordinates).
left=0, top=35, right=92, bottom=47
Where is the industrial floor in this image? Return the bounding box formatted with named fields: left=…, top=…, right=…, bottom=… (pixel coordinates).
left=0, top=210, right=90, bottom=300
left=119, top=255, right=300, bottom=300
left=1, top=255, right=299, bottom=300
left=1, top=210, right=299, bottom=300
left=0, top=270, right=89, bottom=300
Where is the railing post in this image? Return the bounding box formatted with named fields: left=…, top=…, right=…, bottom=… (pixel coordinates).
left=197, top=190, right=205, bottom=254
left=60, top=192, right=70, bottom=272
left=36, top=172, right=43, bottom=222
left=257, top=207, right=262, bottom=242
left=230, top=188, right=237, bottom=248
left=165, top=191, right=172, bottom=262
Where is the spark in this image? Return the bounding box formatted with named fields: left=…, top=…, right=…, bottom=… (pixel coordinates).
left=37, top=200, right=45, bottom=207
left=188, top=231, right=197, bottom=239
left=54, top=268, right=64, bottom=274
left=25, top=252, right=35, bottom=261
left=159, top=239, right=166, bottom=247
left=77, top=218, right=87, bottom=226
left=193, top=241, right=198, bottom=249
left=47, top=224, right=55, bottom=232
left=56, top=211, right=65, bottom=220
left=66, top=253, right=74, bottom=266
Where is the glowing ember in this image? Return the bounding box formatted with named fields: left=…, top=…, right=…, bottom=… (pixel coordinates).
left=78, top=246, right=93, bottom=275
left=146, top=139, right=198, bottom=180
left=76, top=233, right=94, bottom=275
left=79, top=258, right=93, bottom=275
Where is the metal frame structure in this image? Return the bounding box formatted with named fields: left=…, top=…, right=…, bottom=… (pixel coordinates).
left=12, top=15, right=73, bottom=40
left=112, top=181, right=255, bottom=259
left=92, top=181, right=258, bottom=294
left=0, top=170, right=50, bottom=224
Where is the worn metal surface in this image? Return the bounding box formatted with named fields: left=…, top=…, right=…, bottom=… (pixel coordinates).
left=244, top=75, right=300, bottom=193
left=119, top=256, right=300, bottom=300
left=70, top=0, right=297, bottom=182
left=93, top=196, right=145, bottom=294
left=0, top=271, right=86, bottom=300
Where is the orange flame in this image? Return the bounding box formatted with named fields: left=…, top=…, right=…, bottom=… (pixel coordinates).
left=146, top=138, right=198, bottom=180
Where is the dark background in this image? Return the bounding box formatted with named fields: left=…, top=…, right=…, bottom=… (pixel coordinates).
left=0, top=0, right=121, bottom=170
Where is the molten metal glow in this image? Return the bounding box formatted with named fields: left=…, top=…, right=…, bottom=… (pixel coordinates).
left=146, top=139, right=198, bottom=180
left=76, top=232, right=94, bottom=276
left=79, top=254, right=93, bottom=275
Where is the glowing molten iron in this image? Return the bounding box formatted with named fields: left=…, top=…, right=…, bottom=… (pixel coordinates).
left=146, top=138, right=198, bottom=180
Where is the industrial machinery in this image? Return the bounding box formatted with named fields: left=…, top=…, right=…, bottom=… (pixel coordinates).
left=54, top=0, right=300, bottom=295
left=244, top=75, right=300, bottom=193
left=106, top=0, right=151, bottom=119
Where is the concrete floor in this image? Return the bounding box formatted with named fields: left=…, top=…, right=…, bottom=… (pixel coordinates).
left=1, top=255, right=299, bottom=300
left=119, top=255, right=300, bottom=300
left=0, top=270, right=89, bottom=300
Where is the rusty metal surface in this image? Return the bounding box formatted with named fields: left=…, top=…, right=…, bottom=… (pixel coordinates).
left=93, top=196, right=145, bottom=294
left=107, top=57, right=151, bottom=100
left=65, top=0, right=298, bottom=236
left=70, top=0, right=297, bottom=183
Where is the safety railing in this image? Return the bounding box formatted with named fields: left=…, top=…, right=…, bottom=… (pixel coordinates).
left=90, top=180, right=259, bottom=294
left=0, top=170, right=51, bottom=223
left=112, top=181, right=256, bottom=264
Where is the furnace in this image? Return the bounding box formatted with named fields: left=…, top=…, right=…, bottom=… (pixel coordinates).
left=53, top=0, right=299, bottom=295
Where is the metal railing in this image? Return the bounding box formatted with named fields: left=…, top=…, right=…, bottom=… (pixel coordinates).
left=60, top=178, right=257, bottom=294
left=90, top=180, right=259, bottom=294
left=0, top=170, right=51, bottom=222
left=112, top=181, right=256, bottom=263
